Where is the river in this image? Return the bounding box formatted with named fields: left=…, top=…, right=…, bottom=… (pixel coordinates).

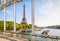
left=34, top=28, right=59, bottom=36
left=32, top=28, right=60, bottom=41
left=20, top=28, right=60, bottom=41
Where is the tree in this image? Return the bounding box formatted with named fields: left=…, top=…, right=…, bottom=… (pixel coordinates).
left=0, top=21, right=38, bottom=31
left=16, top=23, right=20, bottom=30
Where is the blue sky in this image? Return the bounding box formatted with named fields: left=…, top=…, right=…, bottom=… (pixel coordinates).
left=0, top=0, right=60, bottom=27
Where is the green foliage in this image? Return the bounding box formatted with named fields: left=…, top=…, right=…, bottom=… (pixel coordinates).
left=55, top=25, right=60, bottom=29
left=0, top=21, right=38, bottom=31
left=46, top=25, right=60, bottom=29
left=0, top=21, right=4, bottom=30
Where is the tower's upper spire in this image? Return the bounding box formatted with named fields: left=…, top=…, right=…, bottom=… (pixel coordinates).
left=21, top=5, right=27, bottom=24
left=23, top=5, right=25, bottom=18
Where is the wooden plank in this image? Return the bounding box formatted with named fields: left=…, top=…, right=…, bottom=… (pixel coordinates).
left=0, top=34, right=28, bottom=41
left=0, top=31, right=60, bottom=40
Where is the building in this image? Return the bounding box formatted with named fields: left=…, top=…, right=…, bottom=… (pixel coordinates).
left=21, top=5, right=27, bottom=24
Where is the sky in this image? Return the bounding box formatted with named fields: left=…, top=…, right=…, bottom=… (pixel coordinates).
left=0, top=0, right=60, bottom=27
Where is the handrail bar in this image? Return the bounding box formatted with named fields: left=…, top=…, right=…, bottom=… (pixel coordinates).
left=0, top=0, right=23, bottom=10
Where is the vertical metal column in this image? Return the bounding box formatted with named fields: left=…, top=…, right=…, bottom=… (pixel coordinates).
left=4, top=0, right=6, bottom=32
left=31, top=0, right=35, bottom=33
left=31, top=0, right=35, bottom=41
left=14, top=1, right=16, bottom=33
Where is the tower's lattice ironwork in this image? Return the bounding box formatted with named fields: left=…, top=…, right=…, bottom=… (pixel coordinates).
left=21, top=5, right=27, bottom=24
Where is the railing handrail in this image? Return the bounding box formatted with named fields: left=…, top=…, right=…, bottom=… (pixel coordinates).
left=0, top=0, right=23, bottom=10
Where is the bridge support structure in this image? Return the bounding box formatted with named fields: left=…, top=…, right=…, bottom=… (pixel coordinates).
left=1, top=0, right=35, bottom=34
left=31, top=0, right=35, bottom=33
left=4, top=0, right=6, bottom=32
left=1, top=0, right=23, bottom=33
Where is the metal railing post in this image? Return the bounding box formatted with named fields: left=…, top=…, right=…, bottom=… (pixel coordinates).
left=14, top=0, right=16, bottom=37
left=31, top=0, right=34, bottom=34
left=4, top=0, right=6, bottom=32
left=31, top=0, right=35, bottom=41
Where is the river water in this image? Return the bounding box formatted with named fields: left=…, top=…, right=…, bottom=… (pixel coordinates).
left=20, top=28, right=60, bottom=41
left=33, top=28, right=60, bottom=41
left=34, top=29, right=59, bottom=36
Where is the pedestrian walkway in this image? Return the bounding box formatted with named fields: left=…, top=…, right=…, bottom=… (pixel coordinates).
left=0, top=38, right=10, bottom=41
left=0, top=34, right=29, bottom=41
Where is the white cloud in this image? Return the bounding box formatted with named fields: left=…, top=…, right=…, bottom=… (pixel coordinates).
left=36, top=0, right=60, bottom=27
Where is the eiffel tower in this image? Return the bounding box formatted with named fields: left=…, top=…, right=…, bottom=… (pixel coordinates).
left=21, top=5, right=27, bottom=24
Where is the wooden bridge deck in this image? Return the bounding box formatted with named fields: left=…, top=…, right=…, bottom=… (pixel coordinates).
left=0, top=31, right=60, bottom=41
left=0, top=38, right=10, bottom=41
left=0, top=34, right=29, bottom=41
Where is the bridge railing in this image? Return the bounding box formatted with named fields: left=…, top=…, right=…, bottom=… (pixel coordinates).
left=0, top=31, right=60, bottom=41
left=0, top=0, right=23, bottom=10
